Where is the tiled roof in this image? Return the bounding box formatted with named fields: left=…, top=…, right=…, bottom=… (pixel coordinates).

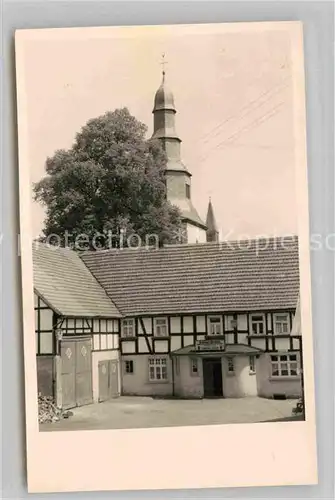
left=33, top=243, right=121, bottom=318
left=171, top=344, right=264, bottom=356
left=81, top=236, right=299, bottom=316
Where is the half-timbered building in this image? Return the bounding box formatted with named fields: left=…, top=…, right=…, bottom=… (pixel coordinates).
left=32, top=66, right=302, bottom=409
left=33, top=243, right=121, bottom=409
left=33, top=236, right=301, bottom=408
left=81, top=235, right=302, bottom=401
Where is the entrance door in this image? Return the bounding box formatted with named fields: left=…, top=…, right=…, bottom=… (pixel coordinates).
left=203, top=358, right=223, bottom=397
left=61, top=338, right=93, bottom=409
left=109, top=360, right=119, bottom=398
left=98, top=360, right=119, bottom=402
left=61, top=340, right=76, bottom=409
left=75, top=340, right=93, bottom=406
left=98, top=361, right=109, bottom=402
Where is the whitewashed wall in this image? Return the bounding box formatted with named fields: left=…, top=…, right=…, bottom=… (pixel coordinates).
left=174, top=357, right=203, bottom=398
left=257, top=353, right=302, bottom=398
left=121, top=355, right=173, bottom=397
left=222, top=356, right=258, bottom=397
left=186, top=223, right=207, bottom=244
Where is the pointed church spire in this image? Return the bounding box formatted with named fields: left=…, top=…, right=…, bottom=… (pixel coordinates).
left=206, top=198, right=219, bottom=242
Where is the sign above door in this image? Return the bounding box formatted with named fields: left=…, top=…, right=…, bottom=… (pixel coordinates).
left=195, top=339, right=225, bottom=352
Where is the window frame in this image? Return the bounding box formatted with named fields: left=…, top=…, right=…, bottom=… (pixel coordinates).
left=121, top=318, right=135, bottom=338
left=249, top=355, right=256, bottom=374
left=148, top=356, right=168, bottom=382
left=207, top=315, right=223, bottom=336
left=190, top=357, right=199, bottom=377
left=153, top=317, right=169, bottom=337
left=124, top=360, right=134, bottom=374
left=270, top=353, right=299, bottom=378
left=273, top=313, right=290, bottom=335
left=227, top=356, right=235, bottom=374
left=250, top=313, right=266, bottom=335
left=185, top=183, right=191, bottom=199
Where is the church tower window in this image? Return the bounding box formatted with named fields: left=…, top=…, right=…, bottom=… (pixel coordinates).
left=185, top=184, right=191, bottom=199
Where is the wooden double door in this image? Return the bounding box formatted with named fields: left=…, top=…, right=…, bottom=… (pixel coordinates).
left=60, top=337, right=93, bottom=409
left=98, top=359, right=119, bottom=402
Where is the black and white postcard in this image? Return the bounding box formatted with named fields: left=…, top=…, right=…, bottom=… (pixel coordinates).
left=15, top=21, right=317, bottom=493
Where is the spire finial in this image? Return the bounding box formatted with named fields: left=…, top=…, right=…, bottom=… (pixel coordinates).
left=160, top=53, right=167, bottom=79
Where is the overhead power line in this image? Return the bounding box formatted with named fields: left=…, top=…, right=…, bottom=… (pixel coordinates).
left=200, top=76, right=290, bottom=146
left=200, top=101, right=285, bottom=162
left=217, top=101, right=285, bottom=147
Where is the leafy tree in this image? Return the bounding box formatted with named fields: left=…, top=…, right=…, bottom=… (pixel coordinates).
left=34, top=108, right=182, bottom=249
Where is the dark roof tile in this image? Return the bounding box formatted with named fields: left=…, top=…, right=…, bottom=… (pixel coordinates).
left=80, top=236, right=299, bottom=316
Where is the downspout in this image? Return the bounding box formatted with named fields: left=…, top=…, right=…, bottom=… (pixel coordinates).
left=171, top=355, right=175, bottom=397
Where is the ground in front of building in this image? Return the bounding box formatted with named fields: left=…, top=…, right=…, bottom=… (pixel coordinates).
left=40, top=396, right=303, bottom=432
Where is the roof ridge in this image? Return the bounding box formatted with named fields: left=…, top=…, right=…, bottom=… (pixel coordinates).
left=80, top=234, right=298, bottom=256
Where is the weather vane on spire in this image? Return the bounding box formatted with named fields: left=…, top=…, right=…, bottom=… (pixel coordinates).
left=160, top=52, right=168, bottom=76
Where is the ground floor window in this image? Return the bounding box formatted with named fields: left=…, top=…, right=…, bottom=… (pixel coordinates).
left=124, top=360, right=134, bottom=374
left=174, top=357, right=180, bottom=376
left=190, top=358, right=199, bottom=376
left=227, top=356, right=234, bottom=374
left=271, top=354, right=298, bottom=377
left=249, top=355, right=256, bottom=373
left=149, top=357, right=168, bottom=381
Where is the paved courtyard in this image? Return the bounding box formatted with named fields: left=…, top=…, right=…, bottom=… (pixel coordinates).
left=41, top=396, right=302, bottom=432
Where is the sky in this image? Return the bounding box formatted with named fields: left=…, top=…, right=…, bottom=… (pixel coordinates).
left=20, top=23, right=298, bottom=240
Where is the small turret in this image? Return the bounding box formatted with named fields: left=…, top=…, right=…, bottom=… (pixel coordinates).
left=206, top=198, right=219, bottom=242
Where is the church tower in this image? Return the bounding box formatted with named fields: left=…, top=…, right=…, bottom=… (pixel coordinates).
left=152, top=59, right=207, bottom=244
left=206, top=198, right=219, bottom=243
